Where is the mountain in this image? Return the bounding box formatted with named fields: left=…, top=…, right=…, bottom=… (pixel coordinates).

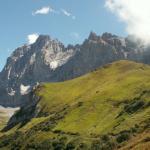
left=0, top=60, right=150, bottom=149
left=0, top=32, right=150, bottom=107
left=0, top=35, right=75, bottom=106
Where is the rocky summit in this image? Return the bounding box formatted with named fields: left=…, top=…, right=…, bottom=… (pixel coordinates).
left=0, top=32, right=150, bottom=107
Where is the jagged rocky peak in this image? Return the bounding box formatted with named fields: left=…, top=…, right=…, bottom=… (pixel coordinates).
left=41, top=42, right=75, bottom=70
left=4, top=35, right=50, bottom=68
left=35, top=35, right=50, bottom=46
left=88, top=31, right=99, bottom=41
left=88, top=32, right=124, bottom=45
left=0, top=32, right=150, bottom=107
left=86, top=32, right=106, bottom=45
left=0, top=34, right=76, bottom=106
left=101, top=32, right=117, bottom=40
left=34, top=35, right=65, bottom=53
left=7, top=45, right=30, bottom=63
left=101, top=32, right=126, bottom=47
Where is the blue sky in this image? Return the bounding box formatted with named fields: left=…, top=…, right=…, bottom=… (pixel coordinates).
left=0, top=0, right=126, bottom=71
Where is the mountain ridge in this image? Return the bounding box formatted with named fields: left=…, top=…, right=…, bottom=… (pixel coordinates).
left=0, top=32, right=150, bottom=107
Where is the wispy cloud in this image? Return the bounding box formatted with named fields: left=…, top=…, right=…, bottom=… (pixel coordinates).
left=61, top=9, right=76, bottom=20
left=32, top=6, right=54, bottom=16
left=27, top=33, right=39, bottom=44
left=32, top=6, right=76, bottom=20
left=61, top=9, right=71, bottom=17
left=105, top=0, right=150, bottom=44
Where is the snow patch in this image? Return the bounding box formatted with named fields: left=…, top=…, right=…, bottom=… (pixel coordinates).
left=7, top=67, right=12, bottom=80
left=20, top=65, right=27, bottom=78
left=50, top=61, right=58, bottom=70
left=8, top=88, right=16, bottom=96
left=20, top=84, right=31, bottom=95
left=30, top=53, right=36, bottom=65
left=124, top=52, right=128, bottom=59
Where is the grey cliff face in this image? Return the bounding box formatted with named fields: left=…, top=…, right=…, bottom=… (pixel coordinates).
left=0, top=35, right=75, bottom=106
left=0, top=32, right=150, bottom=107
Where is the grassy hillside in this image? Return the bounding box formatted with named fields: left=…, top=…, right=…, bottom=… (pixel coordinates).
left=0, top=60, right=150, bottom=150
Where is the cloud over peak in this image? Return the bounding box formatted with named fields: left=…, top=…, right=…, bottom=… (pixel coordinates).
left=105, top=0, right=150, bottom=44
left=27, top=33, right=39, bottom=44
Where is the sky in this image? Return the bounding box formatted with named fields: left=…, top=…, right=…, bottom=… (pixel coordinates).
left=0, top=0, right=128, bottom=71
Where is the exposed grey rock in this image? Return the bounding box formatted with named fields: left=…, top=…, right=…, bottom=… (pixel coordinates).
left=0, top=32, right=150, bottom=107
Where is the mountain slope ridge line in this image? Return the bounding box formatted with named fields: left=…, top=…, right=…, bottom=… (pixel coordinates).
left=0, top=32, right=150, bottom=107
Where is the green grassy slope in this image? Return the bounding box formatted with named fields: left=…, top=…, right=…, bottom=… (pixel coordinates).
left=0, top=60, right=150, bottom=150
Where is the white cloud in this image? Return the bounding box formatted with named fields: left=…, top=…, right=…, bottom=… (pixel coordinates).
left=61, top=9, right=76, bottom=20
left=105, top=0, right=150, bottom=44
left=27, top=33, right=39, bottom=44
left=32, top=6, right=75, bottom=19
left=61, top=9, right=71, bottom=17
left=32, top=6, right=54, bottom=15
